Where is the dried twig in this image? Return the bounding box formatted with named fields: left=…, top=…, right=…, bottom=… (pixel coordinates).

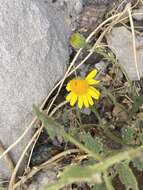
left=13, top=149, right=80, bottom=189
left=127, top=3, right=140, bottom=80
left=0, top=140, right=15, bottom=173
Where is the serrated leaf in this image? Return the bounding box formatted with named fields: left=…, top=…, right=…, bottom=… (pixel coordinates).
left=44, top=165, right=102, bottom=190
left=132, top=158, right=143, bottom=171
left=83, top=133, right=104, bottom=155
left=95, top=47, right=116, bottom=63
left=69, top=33, right=87, bottom=49
left=121, top=127, right=135, bottom=144
left=33, top=106, right=65, bottom=140
left=60, top=165, right=101, bottom=182
left=34, top=107, right=101, bottom=159
left=116, top=162, right=139, bottom=190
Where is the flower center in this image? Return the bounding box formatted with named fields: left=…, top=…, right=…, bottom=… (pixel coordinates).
left=70, top=79, right=89, bottom=95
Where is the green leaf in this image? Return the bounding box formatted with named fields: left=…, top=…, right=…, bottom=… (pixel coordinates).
left=95, top=47, right=116, bottom=63
left=44, top=165, right=102, bottom=190
left=83, top=133, right=104, bottom=155
left=121, top=127, right=135, bottom=144
left=33, top=106, right=65, bottom=140
left=33, top=106, right=101, bottom=160
left=103, top=171, right=115, bottom=190
left=69, top=33, right=87, bottom=49
left=132, top=158, right=143, bottom=171
left=91, top=184, right=106, bottom=190
left=85, top=157, right=97, bottom=166
left=132, top=96, right=143, bottom=113
left=116, top=162, right=139, bottom=190
left=60, top=165, right=101, bottom=182
left=43, top=145, right=143, bottom=190
left=68, top=127, right=80, bottom=140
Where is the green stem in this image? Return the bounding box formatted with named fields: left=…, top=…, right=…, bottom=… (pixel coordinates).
left=64, top=132, right=102, bottom=161
left=103, top=171, right=115, bottom=190
left=91, top=108, right=127, bottom=146
left=95, top=144, right=143, bottom=172
left=76, top=108, right=82, bottom=126
left=91, top=107, right=102, bottom=124
left=102, top=125, right=126, bottom=146
left=46, top=144, right=143, bottom=190
left=100, top=86, right=129, bottom=114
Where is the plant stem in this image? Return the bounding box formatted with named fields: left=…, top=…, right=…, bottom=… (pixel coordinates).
left=91, top=108, right=126, bottom=146
left=46, top=143, right=143, bottom=190
left=103, top=171, right=115, bottom=190
left=64, top=132, right=102, bottom=161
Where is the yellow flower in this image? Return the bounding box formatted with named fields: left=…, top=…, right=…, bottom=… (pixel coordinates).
left=66, top=69, right=100, bottom=108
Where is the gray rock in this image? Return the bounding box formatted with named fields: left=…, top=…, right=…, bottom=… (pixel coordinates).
left=52, top=0, right=83, bottom=30
left=82, top=0, right=117, bottom=6
left=28, top=169, right=57, bottom=190
left=0, top=0, right=70, bottom=181
left=133, top=8, right=143, bottom=21
left=106, top=26, right=143, bottom=80
left=54, top=0, right=83, bottom=16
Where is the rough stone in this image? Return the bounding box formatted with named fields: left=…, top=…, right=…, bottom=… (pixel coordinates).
left=133, top=8, right=143, bottom=21
left=106, top=26, right=143, bottom=80
left=52, top=0, right=83, bottom=30
left=54, top=0, right=83, bottom=16
left=0, top=0, right=71, bottom=181
left=82, top=0, right=117, bottom=6
left=28, top=169, right=57, bottom=190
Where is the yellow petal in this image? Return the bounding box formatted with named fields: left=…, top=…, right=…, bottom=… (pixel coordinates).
left=87, top=94, right=94, bottom=105
left=70, top=93, right=77, bottom=106
left=86, top=79, right=100, bottom=85
left=66, top=82, right=71, bottom=91
left=88, top=87, right=100, bottom=100
left=66, top=92, right=72, bottom=101
left=83, top=95, right=89, bottom=108
left=78, top=95, right=84, bottom=109
left=86, top=69, right=97, bottom=80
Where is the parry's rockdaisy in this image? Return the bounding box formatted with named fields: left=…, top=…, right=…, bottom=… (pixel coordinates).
left=66, top=69, right=100, bottom=108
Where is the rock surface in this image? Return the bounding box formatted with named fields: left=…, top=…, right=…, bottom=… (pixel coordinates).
left=0, top=0, right=70, bottom=181
left=133, top=8, right=143, bottom=21
left=53, top=0, right=83, bottom=17
left=28, top=168, right=57, bottom=190
left=82, top=0, right=117, bottom=6
left=52, top=0, right=83, bottom=30
left=78, top=5, right=107, bottom=33
left=106, top=27, right=143, bottom=80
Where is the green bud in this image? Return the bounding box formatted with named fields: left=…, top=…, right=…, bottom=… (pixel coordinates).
left=69, top=32, right=87, bottom=49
